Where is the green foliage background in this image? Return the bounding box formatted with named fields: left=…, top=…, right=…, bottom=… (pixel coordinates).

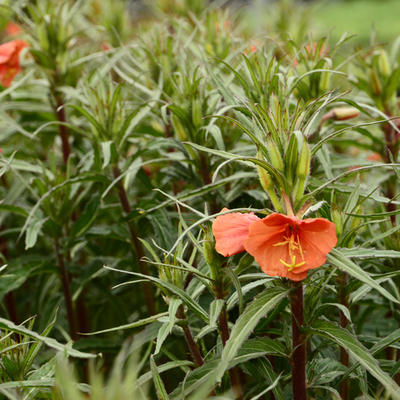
left=0, top=0, right=400, bottom=399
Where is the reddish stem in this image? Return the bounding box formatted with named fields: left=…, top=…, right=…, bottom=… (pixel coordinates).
left=4, top=292, right=18, bottom=324
left=54, top=238, right=78, bottom=340
left=177, top=305, right=204, bottom=367
left=198, top=153, right=217, bottom=214
left=0, top=230, right=18, bottom=324
left=112, top=166, right=156, bottom=316
left=382, top=118, right=399, bottom=225
left=290, top=282, right=307, bottom=400
left=382, top=116, right=400, bottom=385
left=55, top=95, right=71, bottom=164
left=338, top=272, right=349, bottom=400
left=219, top=306, right=244, bottom=400
left=0, top=175, right=18, bottom=324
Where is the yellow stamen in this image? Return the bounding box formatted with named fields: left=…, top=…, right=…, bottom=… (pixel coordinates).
left=273, top=228, right=306, bottom=271
left=280, top=256, right=306, bottom=271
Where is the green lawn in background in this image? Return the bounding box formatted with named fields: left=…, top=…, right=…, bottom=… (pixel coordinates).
left=314, top=0, right=400, bottom=43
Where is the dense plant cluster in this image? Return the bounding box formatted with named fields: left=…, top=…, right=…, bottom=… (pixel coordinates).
left=1, top=0, right=400, bottom=399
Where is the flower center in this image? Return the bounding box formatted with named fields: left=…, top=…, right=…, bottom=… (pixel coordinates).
left=273, top=226, right=305, bottom=271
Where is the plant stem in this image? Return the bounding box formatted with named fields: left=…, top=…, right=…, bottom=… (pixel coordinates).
left=219, top=305, right=244, bottom=400
left=290, top=282, right=307, bottom=400
left=0, top=229, right=18, bottom=324
left=54, top=94, right=71, bottom=164
left=382, top=117, right=398, bottom=225
left=338, top=272, right=349, bottom=400
left=54, top=238, right=78, bottom=340
left=4, top=292, right=18, bottom=324
left=198, top=153, right=217, bottom=214
left=177, top=305, right=204, bottom=367
left=382, top=116, right=400, bottom=385
left=0, top=175, right=18, bottom=324
left=112, top=166, right=156, bottom=316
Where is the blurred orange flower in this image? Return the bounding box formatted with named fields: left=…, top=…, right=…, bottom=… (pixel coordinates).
left=367, top=152, right=383, bottom=162
left=0, top=40, right=29, bottom=87
left=5, top=22, right=21, bottom=36
left=213, top=210, right=337, bottom=281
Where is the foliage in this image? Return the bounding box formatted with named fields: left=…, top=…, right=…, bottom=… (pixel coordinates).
left=0, top=0, right=400, bottom=399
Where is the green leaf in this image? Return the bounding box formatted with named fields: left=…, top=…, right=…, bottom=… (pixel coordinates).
left=151, top=356, right=170, bottom=400
left=233, top=337, right=287, bottom=364
left=0, top=262, right=45, bottom=300
left=308, top=320, right=400, bottom=400
left=137, top=361, right=192, bottom=386
left=385, top=67, right=400, bottom=98
left=0, top=204, right=28, bottom=217
left=328, top=249, right=399, bottom=304
left=216, top=287, right=289, bottom=382
left=341, top=328, right=400, bottom=384
left=70, top=196, right=100, bottom=237
left=249, top=374, right=282, bottom=400
left=0, top=379, right=55, bottom=389
left=101, top=141, right=113, bottom=168
left=170, top=336, right=286, bottom=400
left=105, top=266, right=210, bottom=323
left=338, top=247, right=400, bottom=259
left=154, top=298, right=181, bottom=355
left=197, top=299, right=225, bottom=339
left=82, top=312, right=168, bottom=335
left=227, top=279, right=271, bottom=311
left=242, top=358, right=284, bottom=400
left=25, top=216, right=48, bottom=250
left=0, top=318, right=95, bottom=359
left=170, top=359, right=218, bottom=399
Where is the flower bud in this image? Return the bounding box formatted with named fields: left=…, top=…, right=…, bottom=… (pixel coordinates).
left=266, top=138, right=284, bottom=172
left=203, top=231, right=223, bottom=280
left=296, top=140, right=310, bottom=179
left=192, top=98, right=202, bottom=128
left=256, top=150, right=273, bottom=191
left=331, top=204, right=343, bottom=238
left=285, top=133, right=299, bottom=185
left=171, top=114, right=188, bottom=141
left=320, top=60, right=331, bottom=91
left=159, top=255, right=185, bottom=290
left=347, top=205, right=363, bottom=247
left=257, top=163, right=273, bottom=192
left=369, top=68, right=382, bottom=96
left=333, top=107, right=360, bottom=121
left=378, top=50, right=391, bottom=78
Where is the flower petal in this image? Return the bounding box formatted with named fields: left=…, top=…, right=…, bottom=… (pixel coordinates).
left=212, top=208, right=260, bottom=257
left=243, top=216, right=290, bottom=278
left=0, top=41, right=17, bottom=64
left=299, top=217, right=337, bottom=254
left=292, top=217, right=337, bottom=272
left=0, top=40, right=28, bottom=87
left=244, top=213, right=337, bottom=281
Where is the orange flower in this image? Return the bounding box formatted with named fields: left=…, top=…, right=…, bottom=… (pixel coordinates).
left=213, top=210, right=337, bottom=281
left=0, top=40, right=29, bottom=88
left=305, top=41, right=329, bottom=58
left=243, top=44, right=258, bottom=55
left=100, top=41, right=111, bottom=51
left=367, top=152, right=383, bottom=162
left=5, top=22, right=21, bottom=36
left=212, top=208, right=260, bottom=256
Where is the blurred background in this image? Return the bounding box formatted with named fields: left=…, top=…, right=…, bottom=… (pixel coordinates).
left=128, top=0, right=400, bottom=45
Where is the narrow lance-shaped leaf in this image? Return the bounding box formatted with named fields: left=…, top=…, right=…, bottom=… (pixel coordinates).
left=216, top=287, right=289, bottom=382
left=0, top=318, right=95, bottom=359
left=82, top=312, right=168, bottom=335
left=308, top=320, right=400, bottom=400
left=151, top=356, right=170, bottom=400
left=327, top=248, right=399, bottom=304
